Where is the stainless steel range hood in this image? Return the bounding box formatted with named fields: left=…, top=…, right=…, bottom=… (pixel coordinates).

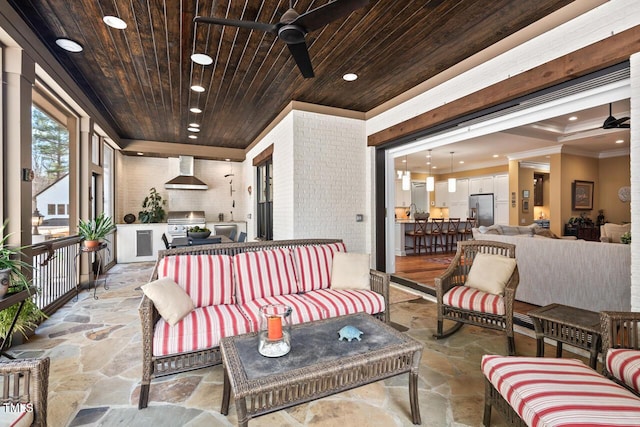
left=165, top=156, right=209, bottom=190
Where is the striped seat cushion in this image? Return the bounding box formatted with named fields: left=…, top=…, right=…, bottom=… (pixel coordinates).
left=237, top=294, right=325, bottom=331
left=152, top=305, right=251, bottom=356
left=300, top=289, right=385, bottom=318
left=233, top=248, right=298, bottom=304
left=443, top=285, right=505, bottom=315
left=482, top=355, right=640, bottom=427
left=158, top=254, right=234, bottom=307
left=606, top=349, right=640, bottom=394
left=292, top=243, right=347, bottom=292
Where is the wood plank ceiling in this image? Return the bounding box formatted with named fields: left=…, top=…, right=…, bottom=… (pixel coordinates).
left=9, top=0, right=574, bottom=155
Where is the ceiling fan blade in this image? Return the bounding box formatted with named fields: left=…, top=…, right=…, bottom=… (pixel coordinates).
left=287, top=42, right=314, bottom=78
left=619, top=123, right=631, bottom=128
left=292, top=0, right=369, bottom=32
left=194, top=16, right=277, bottom=34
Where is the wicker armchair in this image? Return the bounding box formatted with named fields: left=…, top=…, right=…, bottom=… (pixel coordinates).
left=0, top=357, right=50, bottom=427
left=433, top=240, right=519, bottom=355
left=600, top=311, right=640, bottom=396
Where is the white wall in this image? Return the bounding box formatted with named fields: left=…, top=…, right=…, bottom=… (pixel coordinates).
left=245, top=111, right=368, bottom=252
left=116, top=155, right=246, bottom=224
left=631, top=52, right=640, bottom=311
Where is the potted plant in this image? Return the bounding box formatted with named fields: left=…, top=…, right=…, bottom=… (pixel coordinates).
left=139, top=187, right=166, bottom=223
left=0, top=222, right=46, bottom=345
left=78, top=212, right=115, bottom=248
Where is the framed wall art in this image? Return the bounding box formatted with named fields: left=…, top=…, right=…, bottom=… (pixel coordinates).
left=572, top=180, right=594, bottom=210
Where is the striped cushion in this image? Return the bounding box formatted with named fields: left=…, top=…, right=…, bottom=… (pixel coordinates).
left=152, top=305, right=251, bottom=356
left=443, top=285, right=505, bottom=315
left=606, top=349, right=640, bottom=394
left=157, top=255, right=234, bottom=307
left=0, top=405, right=33, bottom=427
left=482, top=355, right=640, bottom=427
left=233, top=248, right=298, bottom=304
left=301, top=289, right=385, bottom=318
left=292, top=243, right=347, bottom=292
left=237, top=294, right=325, bottom=331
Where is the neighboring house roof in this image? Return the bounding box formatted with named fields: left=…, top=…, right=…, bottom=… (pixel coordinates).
left=35, top=173, right=69, bottom=198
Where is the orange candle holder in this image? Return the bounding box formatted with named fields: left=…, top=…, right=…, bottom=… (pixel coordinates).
left=258, top=304, right=292, bottom=357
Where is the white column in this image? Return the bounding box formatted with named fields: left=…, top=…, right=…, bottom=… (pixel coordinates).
left=630, top=52, right=640, bottom=311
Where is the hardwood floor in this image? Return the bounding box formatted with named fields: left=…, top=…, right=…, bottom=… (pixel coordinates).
left=393, top=252, right=539, bottom=318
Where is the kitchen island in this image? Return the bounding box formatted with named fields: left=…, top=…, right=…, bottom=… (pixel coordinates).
left=116, top=221, right=247, bottom=263
left=395, top=219, right=472, bottom=256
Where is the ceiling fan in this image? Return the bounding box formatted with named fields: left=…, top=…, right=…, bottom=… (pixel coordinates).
left=194, top=0, right=368, bottom=78
left=602, top=103, right=630, bottom=129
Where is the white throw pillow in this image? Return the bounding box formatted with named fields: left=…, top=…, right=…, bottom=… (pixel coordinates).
left=465, top=253, right=517, bottom=295
left=141, top=277, right=194, bottom=326
left=331, top=252, right=370, bottom=290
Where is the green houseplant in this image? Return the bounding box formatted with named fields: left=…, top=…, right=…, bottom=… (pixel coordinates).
left=139, top=187, right=166, bottom=223
left=78, top=212, right=115, bottom=248
left=0, top=222, right=46, bottom=344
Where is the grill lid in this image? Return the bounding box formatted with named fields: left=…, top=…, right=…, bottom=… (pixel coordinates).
left=166, top=211, right=206, bottom=224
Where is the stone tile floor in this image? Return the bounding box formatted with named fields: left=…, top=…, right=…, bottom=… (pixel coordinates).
left=5, top=262, right=590, bottom=426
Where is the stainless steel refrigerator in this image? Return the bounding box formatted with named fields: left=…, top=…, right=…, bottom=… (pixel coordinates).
left=469, top=193, right=494, bottom=227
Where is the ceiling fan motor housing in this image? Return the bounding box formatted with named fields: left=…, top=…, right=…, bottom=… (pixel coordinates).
left=278, top=24, right=306, bottom=44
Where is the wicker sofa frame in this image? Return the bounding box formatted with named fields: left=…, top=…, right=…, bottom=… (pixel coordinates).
left=138, top=239, right=390, bottom=409
left=433, top=240, right=519, bottom=355
left=0, top=357, right=50, bottom=427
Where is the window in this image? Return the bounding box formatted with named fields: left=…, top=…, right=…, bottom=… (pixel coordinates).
left=32, top=103, right=70, bottom=238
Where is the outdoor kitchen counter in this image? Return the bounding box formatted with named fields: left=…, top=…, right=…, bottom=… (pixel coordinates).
left=116, top=222, right=247, bottom=263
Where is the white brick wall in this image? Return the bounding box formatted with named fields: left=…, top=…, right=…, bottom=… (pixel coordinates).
left=116, top=155, right=246, bottom=224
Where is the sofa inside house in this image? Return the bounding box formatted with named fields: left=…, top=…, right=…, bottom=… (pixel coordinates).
left=138, top=239, right=390, bottom=409
left=473, top=225, right=631, bottom=312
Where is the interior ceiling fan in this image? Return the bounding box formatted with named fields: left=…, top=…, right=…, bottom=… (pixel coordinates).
left=602, top=103, right=630, bottom=129
left=194, top=0, right=369, bottom=78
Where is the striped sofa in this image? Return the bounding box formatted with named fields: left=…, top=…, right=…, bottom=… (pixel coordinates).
left=138, top=239, right=390, bottom=409
left=482, top=310, right=640, bottom=426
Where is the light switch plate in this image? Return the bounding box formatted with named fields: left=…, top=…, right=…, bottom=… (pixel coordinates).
left=356, top=214, right=364, bottom=222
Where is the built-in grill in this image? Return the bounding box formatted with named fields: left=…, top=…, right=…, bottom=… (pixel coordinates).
left=167, top=211, right=206, bottom=237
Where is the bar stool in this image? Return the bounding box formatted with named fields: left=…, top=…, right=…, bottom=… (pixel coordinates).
left=444, top=218, right=461, bottom=252
left=405, top=217, right=429, bottom=255
left=429, top=218, right=445, bottom=253
left=458, top=217, right=477, bottom=241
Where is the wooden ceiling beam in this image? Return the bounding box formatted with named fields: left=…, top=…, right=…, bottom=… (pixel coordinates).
left=368, top=25, right=640, bottom=147
left=121, top=139, right=245, bottom=161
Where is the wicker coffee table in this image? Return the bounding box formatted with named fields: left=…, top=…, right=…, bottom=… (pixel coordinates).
left=220, top=313, right=423, bottom=426
left=528, top=303, right=602, bottom=368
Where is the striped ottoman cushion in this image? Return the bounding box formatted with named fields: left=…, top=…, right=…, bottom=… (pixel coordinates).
left=443, top=286, right=505, bottom=315
left=606, top=349, right=640, bottom=394
left=158, top=254, right=234, bottom=307
left=482, top=355, right=640, bottom=427
left=237, top=294, right=325, bottom=331
left=292, top=243, right=347, bottom=292
left=153, top=305, right=251, bottom=356
left=301, top=289, right=385, bottom=318
left=233, top=248, right=298, bottom=304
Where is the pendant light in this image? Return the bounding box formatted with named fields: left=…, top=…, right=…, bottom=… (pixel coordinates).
left=448, top=152, right=456, bottom=193
left=402, top=156, right=411, bottom=191
left=426, top=149, right=434, bottom=192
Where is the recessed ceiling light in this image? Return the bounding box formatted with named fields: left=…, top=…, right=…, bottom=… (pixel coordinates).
left=401, top=159, right=406, bottom=163
left=190, top=85, right=205, bottom=92
left=432, top=166, right=437, bottom=169
left=188, top=135, right=198, bottom=139
left=426, top=153, right=431, bottom=158
left=189, top=123, right=200, bottom=128
left=191, top=53, right=213, bottom=65
left=137, top=152, right=144, bottom=156
left=343, top=73, right=358, bottom=81
left=492, top=154, right=499, bottom=158
left=190, top=107, right=202, bottom=113
left=188, top=127, right=200, bottom=132
left=459, top=161, right=464, bottom=164
left=426, top=161, right=431, bottom=165
left=55, top=38, right=83, bottom=52
left=568, top=116, right=578, bottom=121
left=225, top=159, right=231, bottom=162
left=616, top=139, right=624, bottom=144
left=103, top=16, right=127, bottom=29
